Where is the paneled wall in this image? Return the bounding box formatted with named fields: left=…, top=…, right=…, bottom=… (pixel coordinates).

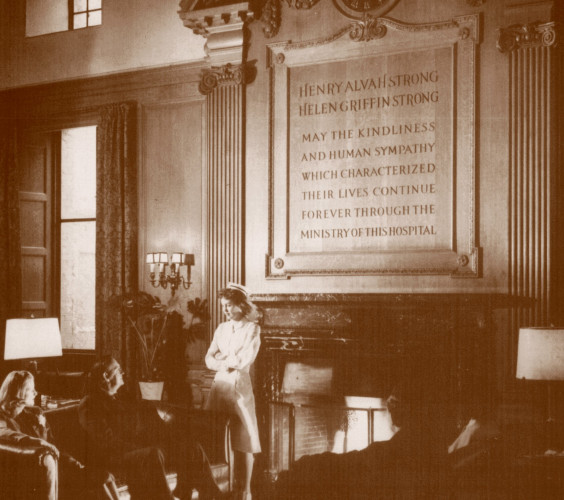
left=1, top=62, right=209, bottom=372
left=18, top=131, right=56, bottom=319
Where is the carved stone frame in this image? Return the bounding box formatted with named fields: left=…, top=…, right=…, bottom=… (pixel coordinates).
left=266, top=15, right=480, bottom=279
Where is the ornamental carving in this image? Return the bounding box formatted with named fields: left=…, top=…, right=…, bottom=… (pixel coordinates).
left=199, top=63, right=252, bottom=94
left=349, top=14, right=387, bottom=41
left=333, top=0, right=399, bottom=20
left=286, top=0, right=321, bottom=8
left=261, top=0, right=282, bottom=38
left=497, top=22, right=558, bottom=52
left=178, top=1, right=253, bottom=37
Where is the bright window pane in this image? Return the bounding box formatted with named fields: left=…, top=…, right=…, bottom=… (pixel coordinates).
left=73, top=13, right=87, bottom=29
left=61, top=127, right=96, bottom=219
left=89, top=0, right=102, bottom=10
left=74, top=0, right=87, bottom=12
left=88, top=10, right=102, bottom=26
left=60, top=221, right=96, bottom=350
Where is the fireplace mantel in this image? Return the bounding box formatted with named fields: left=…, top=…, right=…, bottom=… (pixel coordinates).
left=253, top=292, right=500, bottom=475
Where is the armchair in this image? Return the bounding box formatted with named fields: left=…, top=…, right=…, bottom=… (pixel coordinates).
left=0, top=438, right=58, bottom=499
left=0, top=403, right=232, bottom=499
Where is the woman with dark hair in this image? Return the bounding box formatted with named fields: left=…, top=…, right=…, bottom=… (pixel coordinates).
left=205, top=283, right=261, bottom=500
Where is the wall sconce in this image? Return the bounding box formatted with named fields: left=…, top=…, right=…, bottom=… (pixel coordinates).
left=146, top=252, right=194, bottom=296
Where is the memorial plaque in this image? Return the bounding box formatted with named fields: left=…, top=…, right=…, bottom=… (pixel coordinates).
left=267, top=15, right=480, bottom=278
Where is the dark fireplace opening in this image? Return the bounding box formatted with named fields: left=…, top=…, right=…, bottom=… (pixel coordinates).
left=267, top=355, right=399, bottom=475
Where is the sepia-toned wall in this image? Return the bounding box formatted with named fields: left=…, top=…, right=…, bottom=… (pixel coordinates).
left=0, top=0, right=205, bottom=90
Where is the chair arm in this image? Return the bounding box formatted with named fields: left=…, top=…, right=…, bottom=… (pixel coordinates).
left=0, top=440, right=59, bottom=497
left=0, top=440, right=58, bottom=467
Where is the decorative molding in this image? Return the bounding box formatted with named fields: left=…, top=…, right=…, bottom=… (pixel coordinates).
left=178, top=1, right=253, bottom=65
left=286, top=0, right=321, bottom=8
left=349, top=14, right=387, bottom=42
left=332, top=0, right=400, bottom=20
left=497, top=21, right=558, bottom=52
left=178, top=2, right=252, bottom=37
left=466, top=0, right=485, bottom=6
left=267, top=14, right=477, bottom=60
left=266, top=14, right=481, bottom=278
left=260, top=0, right=282, bottom=38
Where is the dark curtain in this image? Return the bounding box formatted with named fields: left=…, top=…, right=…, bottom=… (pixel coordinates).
left=96, top=103, right=139, bottom=380
left=0, top=125, right=22, bottom=360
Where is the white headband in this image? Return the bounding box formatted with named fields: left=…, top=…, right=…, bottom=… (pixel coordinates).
left=227, top=282, right=250, bottom=298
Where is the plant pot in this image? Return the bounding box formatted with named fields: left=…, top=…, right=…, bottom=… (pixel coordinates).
left=139, top=380, right=164, bottom=400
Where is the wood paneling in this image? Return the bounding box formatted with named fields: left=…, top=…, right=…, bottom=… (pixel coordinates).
left=140, top=99, right=205, bottom=304
left=19, top=131, right=57, bottom=318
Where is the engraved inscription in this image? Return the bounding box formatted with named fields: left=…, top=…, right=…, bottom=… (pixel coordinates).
left=288, top=49, right=453, bottom=254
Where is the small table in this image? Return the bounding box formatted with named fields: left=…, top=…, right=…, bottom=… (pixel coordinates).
left=40, top=396, right=81, bottom=413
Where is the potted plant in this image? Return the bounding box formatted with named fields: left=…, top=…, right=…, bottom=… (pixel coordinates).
left=163, top=297, right=210, bottom=404
left=121, top=291, right=169, bottom=400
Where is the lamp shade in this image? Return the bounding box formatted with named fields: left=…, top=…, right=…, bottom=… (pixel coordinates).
left=516, top=327, right=564, bottom=381
left=4, top=318, right=63, bottom=360
left=171, top=252, right=183, bottom=264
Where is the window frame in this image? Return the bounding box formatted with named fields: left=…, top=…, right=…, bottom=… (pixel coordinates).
left=51, top=120, right=99, bottom=357
left=69, top=0, right=102, bottom=31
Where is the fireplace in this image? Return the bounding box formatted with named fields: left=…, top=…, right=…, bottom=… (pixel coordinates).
left=252, top=293, right=497, bottom=479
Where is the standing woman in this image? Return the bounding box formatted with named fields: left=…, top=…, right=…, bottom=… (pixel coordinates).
left=205, top=283, right=261, bottom=500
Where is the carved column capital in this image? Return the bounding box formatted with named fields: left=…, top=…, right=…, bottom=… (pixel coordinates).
left=497, top=21, right=559, bottom=53
left=178, top=1, right=253, bottom=65
left=199, top=62, right=255, bottom=94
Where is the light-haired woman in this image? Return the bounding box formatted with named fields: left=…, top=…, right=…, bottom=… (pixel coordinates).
left=205, top=283, right=261, bottom=500
left=0, top=370, right=118, bottom=500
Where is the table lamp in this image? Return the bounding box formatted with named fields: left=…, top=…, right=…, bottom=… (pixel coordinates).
left=4, top=317, right=63, bottom=366
left=516, top=327, right=564, bottom=450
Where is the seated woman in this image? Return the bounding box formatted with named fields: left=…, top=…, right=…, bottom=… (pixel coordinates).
left=0, top=370, right=118, bottom=500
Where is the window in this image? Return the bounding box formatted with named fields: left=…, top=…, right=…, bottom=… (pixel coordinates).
left=72, top=0, right=102, bottom=30
left=25, top=0, right=102, bottom=37
left=59, top=126, right=97, bottom=350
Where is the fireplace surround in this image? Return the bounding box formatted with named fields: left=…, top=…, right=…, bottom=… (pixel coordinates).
left=251, top=293, right=498, bottom=478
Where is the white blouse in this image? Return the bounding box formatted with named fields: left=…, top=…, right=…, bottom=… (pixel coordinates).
left=205, top=320, right=261, bottom=374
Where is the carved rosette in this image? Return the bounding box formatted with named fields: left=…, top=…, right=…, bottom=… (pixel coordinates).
left=497, top=22, right=558, bottom=52
left=199, top=63, right=248, bottom=94
left=349, top=14, right=387, bottom=42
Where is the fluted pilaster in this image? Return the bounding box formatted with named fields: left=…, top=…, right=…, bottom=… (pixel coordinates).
left=204, top=65, right=245, bottom=332
left=498, top=21, right=560, bottom=375
left=180, top=2, right=253, bottom=334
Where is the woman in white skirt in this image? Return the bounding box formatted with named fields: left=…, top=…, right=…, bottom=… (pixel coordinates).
left=205, top=283, right=261, bottom=500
